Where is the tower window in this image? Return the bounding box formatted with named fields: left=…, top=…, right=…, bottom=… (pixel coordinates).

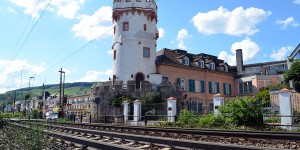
left=144, top=24, right=147, bottom=31
left=123, top=22, right=129, bottom=31
left=143, top=47, right=150, bottom=58
left=114, top=26, right=116, bottom=34
left=113, top=50, right=116, bottom=60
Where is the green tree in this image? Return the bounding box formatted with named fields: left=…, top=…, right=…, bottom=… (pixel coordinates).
left=284, top=60, right=300, bottom=92
left=140, top=92, right=162, bottom=104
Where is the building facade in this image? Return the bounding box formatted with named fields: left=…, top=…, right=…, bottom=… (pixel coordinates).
left=66, top=94, right=91, bottom=115
left=234, top=49, right=288, bottom=96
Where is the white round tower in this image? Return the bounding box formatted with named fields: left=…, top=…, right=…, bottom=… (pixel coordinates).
left=112, top=0, right=159, bottom=87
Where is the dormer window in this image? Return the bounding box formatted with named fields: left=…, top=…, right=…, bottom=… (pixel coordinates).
left=183, top=56, right=189, bottom=66
left=210, top=62, right=215, bottom=70
left=224, top=65, right=228, bottom=72
left=199, top=59, right=205, bottom=68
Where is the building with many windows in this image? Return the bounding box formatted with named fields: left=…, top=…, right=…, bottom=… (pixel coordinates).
left=91, top=0, right=293, bottom=117
left=234, top=49, right=288, bottom=96
left=66, top=94, right=91, bottom=115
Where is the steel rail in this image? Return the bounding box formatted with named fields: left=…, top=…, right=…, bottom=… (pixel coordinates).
left=42, top=121, right=300, bottom=141
left=8, top=122, right=138, bottom=150
left=45, top=123, right=279, bottom=150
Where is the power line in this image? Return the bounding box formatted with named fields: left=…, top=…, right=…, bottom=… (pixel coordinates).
left=8, top=0, right=42, bottom=62
left=11, top=0, right=53, bottom=62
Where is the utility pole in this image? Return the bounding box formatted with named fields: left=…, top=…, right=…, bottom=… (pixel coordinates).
left=13, top=91, right=16, bottom=114
left=59, top=68, right=65, bottom=118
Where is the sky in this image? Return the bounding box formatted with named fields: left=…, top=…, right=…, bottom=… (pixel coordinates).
left=0, top=0, right=299, bottom=94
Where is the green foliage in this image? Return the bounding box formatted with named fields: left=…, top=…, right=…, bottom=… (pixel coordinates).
left=25, top=94, right=30, bottom=100
left=265, top=117, right=281, bottom=123
left=31, top=108, right=39, bottom=119
left=140, top=92, right=162, bottom=104
left=1, top=112, right=25, bottom=119
left=284, top=60, right=300, bottom=92
left=255, top=88, right=271, bottom=101
left=1, top=122, right=48, bottom=149
left=220, top=97, right=264, bottom=128
left=176, top=109, right=197, bottom=127
left=57, top=117, right=68, bottom=123
left=111, top=94, right=132, bottom=107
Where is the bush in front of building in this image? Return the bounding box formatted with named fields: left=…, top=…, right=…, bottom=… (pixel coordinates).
left=220, top=97, right=264, bottom=129
left=31, top=108, right=40, bottom=119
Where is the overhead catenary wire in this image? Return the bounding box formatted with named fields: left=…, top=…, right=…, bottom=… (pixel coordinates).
left=2, top=0, right=52, bottom=93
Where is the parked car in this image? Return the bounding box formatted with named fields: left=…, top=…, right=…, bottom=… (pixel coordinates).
left=46, top=112, right=58, bottom=120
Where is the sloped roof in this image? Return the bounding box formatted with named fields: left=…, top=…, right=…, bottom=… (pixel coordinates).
left=156, top=48, right=234, bottom=74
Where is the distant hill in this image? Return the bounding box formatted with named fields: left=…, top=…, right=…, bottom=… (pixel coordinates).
left=0, top=82, right=96, bottom=103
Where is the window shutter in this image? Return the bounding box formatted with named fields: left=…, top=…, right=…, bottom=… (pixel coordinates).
left=189, top=79, right=195, bottom=92
left=216, top=82, right=220, bottom=93
left=209, top=82, right=212, bottom=94
left=177, top=78, right=180, bottom=86
left=201, top=80, right=205, bottom=93
left=229, top=84, right=232, bottom=95
left=223, top=83, right=226, bottom=95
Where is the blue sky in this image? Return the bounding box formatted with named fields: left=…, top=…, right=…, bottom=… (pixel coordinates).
left=0, top=0, right=299, bottom=93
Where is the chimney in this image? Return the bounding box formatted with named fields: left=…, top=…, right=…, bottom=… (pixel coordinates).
left=236, top=49, right=244, bottom=74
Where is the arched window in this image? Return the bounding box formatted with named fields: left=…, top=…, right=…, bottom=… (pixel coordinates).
left=199, top=59, right=204, bottom=68
left=210, top=62, right=215, bottom=70
left=183, top=56, right=189, bottom=66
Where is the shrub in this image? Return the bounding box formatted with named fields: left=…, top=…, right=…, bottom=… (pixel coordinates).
left=265, top=116, right=281, bottom=123
left=176, top=109, right=198, bottom=127
left=140, top=92, right=162, bottom=104
left=31, top=108, right=40, bottom=119
left=220, top=97, right=264, bottom=128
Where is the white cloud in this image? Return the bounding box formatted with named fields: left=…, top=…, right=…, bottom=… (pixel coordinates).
left=10, top=0, right=85, bottom=19
left=107, top=50, right=113, bottom=55
left=7, top=7, right=17, bottom=14
left=270, top=46, right=293, bottom=61
left=294, top=0, right=300, bottom=4
left=276, top=17, right=299, bottom=30
left=218, top=38, right=260, bottom=65
left=77, top=69, right=113, bottom=82
left=71, top=6, right=113, bottom=41
left=192, top=6, right=271, bottom=36
left=0, top=59, right=45, bottom=93
left=158, top=28, right=165, bottom=38
left=177, top=28, right=189, bottom=49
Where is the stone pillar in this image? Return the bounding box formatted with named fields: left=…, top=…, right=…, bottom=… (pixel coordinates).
left=213, top=94, right=224, bottom=115
left=123, top=101, right=129, bottom=123
left=279, top=88, right=292, bottom=130
left=167, top=97, right=177, bottom=123
left=134, top=100, right=141, bottom=122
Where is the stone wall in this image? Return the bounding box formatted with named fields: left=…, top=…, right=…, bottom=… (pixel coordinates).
left=90, top=80, right=182, bottom=122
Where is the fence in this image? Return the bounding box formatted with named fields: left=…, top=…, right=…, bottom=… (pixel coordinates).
left=270, top=91, right=300, bottom=113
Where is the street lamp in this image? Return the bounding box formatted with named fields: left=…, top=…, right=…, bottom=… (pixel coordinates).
left=28, top=76, right=34, bottom=120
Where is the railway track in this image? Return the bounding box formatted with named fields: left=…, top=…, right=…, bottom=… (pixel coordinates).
left=8, top=120, right=300, bottom=150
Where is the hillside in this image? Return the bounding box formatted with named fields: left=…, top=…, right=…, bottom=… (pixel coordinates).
left=0, top=82, right=96, bottom=103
